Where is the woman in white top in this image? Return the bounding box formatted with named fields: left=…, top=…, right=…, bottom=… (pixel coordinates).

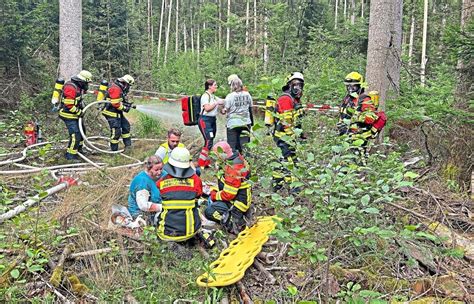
left=197, top=79, right=224, bottom=167
left=224, top=77, right=253, bottom=156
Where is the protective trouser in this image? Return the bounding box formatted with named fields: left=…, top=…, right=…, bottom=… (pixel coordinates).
left=105, top=116, right=131, bottom=151
left=204, top=200, right=245, bottom=233
left=198, top=115, right=216, bottom=167
left=226, top=126, right=250, bottom=157
left=61, top=118, right=84, bottom=160
left=272, top=138, right=297, bottom=190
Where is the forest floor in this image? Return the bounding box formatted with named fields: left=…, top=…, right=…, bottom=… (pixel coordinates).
left=0, top=104, right=473, bottom=303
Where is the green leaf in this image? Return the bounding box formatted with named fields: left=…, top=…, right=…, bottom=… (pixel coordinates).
left=353, top=139, right=365, bottom=146
left=382, top=185, right=390, bottom=193
left=362, top=207, right=379, bottom=214
left=404, top=171, right=419, bottom=179
left=347, top=205, right=356, bottom=213
left=287, top=285, right=298, bottom=296
left=10, top=268, right=20, bottom=279
left=361, top=194, right=370, bottom=205
left=359, top=289, right=383, bottom=298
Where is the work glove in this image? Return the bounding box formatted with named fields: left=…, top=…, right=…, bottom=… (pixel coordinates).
left=123, top=104, right=131, bottom=113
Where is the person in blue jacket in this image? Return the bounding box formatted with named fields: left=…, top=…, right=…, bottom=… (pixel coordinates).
left=128, top=155, right=163, bottom=218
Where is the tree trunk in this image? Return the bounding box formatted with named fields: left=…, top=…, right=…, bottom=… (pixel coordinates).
left=350, top=0, right=356, bottom=24
left=59, top=0, right=82, bottom=79
left=420, top=0, right=428, bottom=87
left=361, top=0, right=364, bottom=18
left=245, top=0, right=250, bottom=46
left=147, top=0, right=152, bottom=66
left=366, top=0, right=403, bottom=111
left=254, top=0, right=257, bottom=53
left=218, top=0, right=222, bottom=49
left=164, top=0, right=173, bottom=64
left=226, top=0, right=231, bottom=50
left=263, top=14, right=268, bottom=74
left=183, top=21, right=187, bottom=52
left=175, top=0, right=179, bottom=53
left=408, top=14, right=415, bottom=66
left=344, top=0, right=347, bottom=21
left=334, top=0, right=339, bottom=29
left=157, top=0, right=165, bottom=64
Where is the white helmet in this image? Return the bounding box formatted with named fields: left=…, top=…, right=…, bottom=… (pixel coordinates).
left=76, top=70, right=93, bottom=82
left=287, top=72, right=304, bottom=83
left=227, top=74, right=240, bottom=85
left=168, top=147, right=191, bottom=169
left=119, top=74, right=135, bottom=85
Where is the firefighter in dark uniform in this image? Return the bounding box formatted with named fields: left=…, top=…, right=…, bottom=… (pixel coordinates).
left=272, top=72, right=305, bottom=191
left=156, top=147, right=203, bottom=242
left=59, top=70, right=93, bottom=161
left=204, top=141, right=251, bottom=234
left=337, top=72, right=372, bottom=135
left=102, top=74, right=135, bottom=151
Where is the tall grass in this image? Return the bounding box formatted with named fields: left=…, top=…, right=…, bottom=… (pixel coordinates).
left=134, top=113, right=163, bottom=138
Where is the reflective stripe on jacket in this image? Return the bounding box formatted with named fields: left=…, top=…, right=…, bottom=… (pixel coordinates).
left=211, top=154, right=251, bottom=212
left=59, top=82, right=83, bottom=120
left=273, top=93, right=304, bottom=138
left=156, top=174, right=202, bottom=241
left=102, top=83, right=125, bottom=118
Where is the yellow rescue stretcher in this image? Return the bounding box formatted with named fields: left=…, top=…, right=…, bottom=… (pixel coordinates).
left=196, top=216, right=281, bottom=287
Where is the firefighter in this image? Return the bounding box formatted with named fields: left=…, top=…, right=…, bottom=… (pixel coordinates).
left=128, top=155, right=163, bottom=219
left=272, top=72, right=305, bottom=191
left=155, top=147, right=203, bottom=242
left=102, top=74, right=135, bottom=151
left=347, top=92, right=380, bottom=164
left=204, top=141, right=251, bottom=234
left=155, top=128, right=185, bottom=164
left=337, top=72, right=372, bottom=135
left=59, top=70, right=93, bottom=161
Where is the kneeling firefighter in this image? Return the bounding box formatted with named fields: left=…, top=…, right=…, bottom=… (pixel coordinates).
left=58, top=70, right=93, bottom=160
left=102, top=75, right=135, bottom=151
left=155, top=147, right=203, bottom=242
left=272, top=72, right=305, bottom=191
left=204, top=141, right=251, bottom=234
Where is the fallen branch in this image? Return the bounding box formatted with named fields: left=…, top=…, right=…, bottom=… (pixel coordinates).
left=50, top=243, right=74, bottom=287
left=257, top=251, right=277, bottom=264
left=69, top=248, right=112, bottom=259
left=236, top=281, right=253, bottom=304
left=386, top=201, right=433, bottom=221
left=0, top=179, right=75, bottom=223
left=253, top=260, right=276, bottom=285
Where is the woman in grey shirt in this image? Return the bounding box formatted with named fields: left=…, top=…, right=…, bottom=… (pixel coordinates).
left=223, top=77, right=253, bottom=156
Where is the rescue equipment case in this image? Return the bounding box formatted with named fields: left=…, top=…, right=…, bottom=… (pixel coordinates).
left=181, top=95, right=202, bottom=126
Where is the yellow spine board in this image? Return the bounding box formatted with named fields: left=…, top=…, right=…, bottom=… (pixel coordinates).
left=196, top=216, right=281, bottom=287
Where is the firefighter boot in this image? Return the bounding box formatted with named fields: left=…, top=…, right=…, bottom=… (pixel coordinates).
left=197, top=229, right=216, bottom=249
left=110, top=143, right=119, bottom=151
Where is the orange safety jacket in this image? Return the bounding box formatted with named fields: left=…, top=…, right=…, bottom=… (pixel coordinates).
left=156, top=173, right=203, bottom=241
left=59, top=82, right=83, bottom=120
left=102, top=82, right=127, bottom=118
left=210, top=154, right=251, bottom=212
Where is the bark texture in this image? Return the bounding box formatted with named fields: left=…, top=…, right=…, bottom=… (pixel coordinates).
left=59, top=0, right=82, bottom=80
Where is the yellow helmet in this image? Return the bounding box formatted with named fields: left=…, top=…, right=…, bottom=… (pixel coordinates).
left=76, top=70, right=93, bottom=82
left=119, top=74, right=135, bottom=85
left=344, top=72, right=363, bottom=85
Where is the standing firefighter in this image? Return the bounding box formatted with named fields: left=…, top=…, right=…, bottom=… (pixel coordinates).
left=337, top=72, right=372, bottom=135
left=102, top=75, right=135, bottom=151
left=204, top=141, right=252, bottom=234
left=59, top=70, right=93, bottom=161
left=272, top=72, right=305, bottom=191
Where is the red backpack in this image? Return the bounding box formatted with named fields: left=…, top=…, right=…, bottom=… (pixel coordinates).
left=181, top=95, right=202, bottom=126
left=373, top=111, right=387, bottom=131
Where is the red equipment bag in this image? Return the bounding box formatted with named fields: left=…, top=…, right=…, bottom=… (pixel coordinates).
left=373, top=111, right=387, bottom=131
left=181, top=95, right=202, bottom=126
